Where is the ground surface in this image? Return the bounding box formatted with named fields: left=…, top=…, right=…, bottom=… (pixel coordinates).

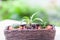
left=0, top=20, right=60, bottom=40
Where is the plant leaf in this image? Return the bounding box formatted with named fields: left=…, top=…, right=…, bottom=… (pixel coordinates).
left=33, top=18, right=43, bottom=22
left=30, top=11, right=39, bottom=22
left=22, top=16, right=31, bottom=24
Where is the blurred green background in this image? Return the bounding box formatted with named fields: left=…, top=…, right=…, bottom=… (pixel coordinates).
left=0, top=0, right=60, bottom=26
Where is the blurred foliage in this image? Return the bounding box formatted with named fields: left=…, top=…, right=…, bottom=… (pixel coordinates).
left=0, top=0, right=60, bottom=26
left=2, top=0, right=7, bottom=1
left=0, top=1, right=43, bottom=20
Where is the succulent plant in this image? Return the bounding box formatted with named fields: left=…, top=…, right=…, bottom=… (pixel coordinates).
left=11, top=24, right=20, bottom=29
left=21, top=11, right=49, bottom=28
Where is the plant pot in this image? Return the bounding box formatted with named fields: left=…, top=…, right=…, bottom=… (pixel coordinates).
left=4, top=27, right=56, bottom=40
